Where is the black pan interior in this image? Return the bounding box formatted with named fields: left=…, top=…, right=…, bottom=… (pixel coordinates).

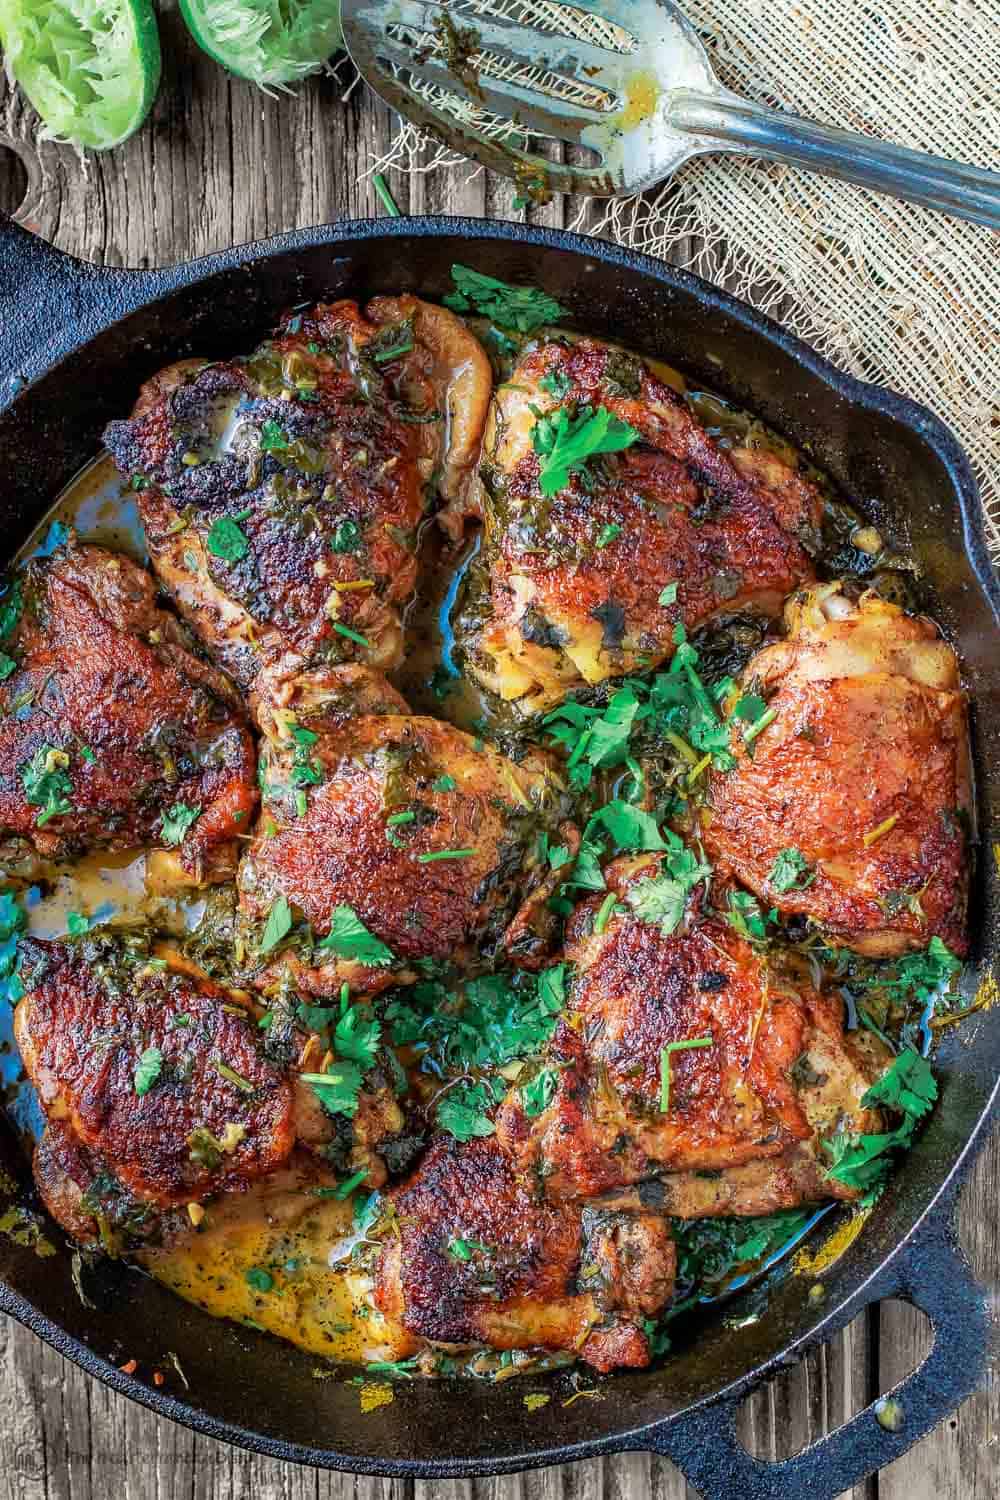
left=0, top=225, right=997, bottom=1472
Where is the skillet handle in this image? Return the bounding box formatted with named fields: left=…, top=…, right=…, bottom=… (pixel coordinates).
left=0, top=215, right=167, bottom=403
left=645, top=1200, right=993, bottom=1500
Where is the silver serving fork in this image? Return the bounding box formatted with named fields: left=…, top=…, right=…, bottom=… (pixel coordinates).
left=341, top=0, right=1000, bottom=227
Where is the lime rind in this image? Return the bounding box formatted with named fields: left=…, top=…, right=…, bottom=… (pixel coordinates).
left=178, top=0, right=343, bottom=90
left=0, top=0, right=161, bottom=150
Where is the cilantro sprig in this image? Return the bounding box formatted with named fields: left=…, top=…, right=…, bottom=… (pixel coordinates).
left=0, top=888, right=26, bottom=1004
left=160, top=802, right=201, bottom=847
left=444, top=264, right=566, bottom=333
left=317, top=905, right=394, bottom=967
left=531, top=404, right=641, bottom=498
left=21, top=745, right=73, bottom=827
left=768, top=847, right=816, bottom=893
left=822, top=1047, right=937, bottom=1200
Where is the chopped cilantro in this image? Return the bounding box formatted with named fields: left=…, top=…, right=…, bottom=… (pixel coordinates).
left=658, top=582, right=678, bottom=606
left=134, top=1046, right=163, bottom=1097
left=330, top=519, right=362, bottom=554
left=626, top=840, right=712, bottom=937
left=21, top=745, right=73, bottom=827
left=768, top=847, right=816, bottom=893
left=436, top=1079, right=502, bottom=1141
left=301, top=1061, right=365, bottom=1118
left=596, top=523, right=622, bottom=549
left=432, top=774, right=457, bottom=792
left=317, top=905, right=394, bottom=967
left=245, top=1267, right=274, bottom=1292
left=206, top=517, right=249, bottom=563
left=726, top=890, right=774, bottom=943
left=531, top=404, right=641, bottom=498
left=66, top=911, right=89, bottom=937
left=334, top=1004, right=381, bottom=1070
left=386, top=965, right=566, bottom=1079
left=259, top=896, right=293, bottom=955
left=160, top=802, right=202, bottom=847
left=444, top=265, right=566, bottom=333
left=539, top=367, right=573, bottom=399
left=447, top=1236, right=491, bottom=1261
left=822, top=1048, right=937, bottom=1197
left=0, top=888, right=26, bottom=1004
left=260, top=419, right=289, bottom=452
left=521, top=1067, right=558, bottom=1118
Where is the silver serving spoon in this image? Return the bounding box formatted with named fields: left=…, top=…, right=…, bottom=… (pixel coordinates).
left=341, top=0, right=1000, bottom=227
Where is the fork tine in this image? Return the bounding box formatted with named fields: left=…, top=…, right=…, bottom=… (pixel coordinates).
left=384, top=0, right=634, bottom=76
left=368, top=35, right=610, bottom=138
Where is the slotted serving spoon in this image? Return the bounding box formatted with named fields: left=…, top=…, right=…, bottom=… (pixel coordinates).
left=341, top=0, right=1000, bottom=226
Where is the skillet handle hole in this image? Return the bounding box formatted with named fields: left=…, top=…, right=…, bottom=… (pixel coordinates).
left=735, top=1299, right=932, bottom=1462
left=0, top=139, right=30, bottom=220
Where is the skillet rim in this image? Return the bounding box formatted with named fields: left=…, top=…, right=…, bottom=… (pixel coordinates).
left=0, top=213, right=997, bottom=1479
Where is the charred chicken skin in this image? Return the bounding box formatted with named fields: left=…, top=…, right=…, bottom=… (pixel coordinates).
left=497, top=856, right=889, bottom=1206
left=458, top=336, right=823, bottom=715
left=15, top=937, right=295, bottom=1210
left=0, top=540, right=256, bottom=880
left=373, top=1134, right=676, bottom=1373
left=703, top=584, right=970, bottom=957
left=238, top=703, right=576, bottom=995
left=103, top=298, right=491, bottom=698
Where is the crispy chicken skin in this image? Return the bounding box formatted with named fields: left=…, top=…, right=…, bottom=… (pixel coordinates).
left=373, top=1134, right=675, bottom=1372
left=15, top=937, right=295, bottom=1209
left=0, top=540, right=257, bottom=879
left=703, top=585, right=971, bottom=957
left=459, top=337, right=822, bottom=714
left=103, top=299, right=490, bottom=697
left=497, top=856, right=888, bottom=1203
left=238, top=708, right=575, bottom=995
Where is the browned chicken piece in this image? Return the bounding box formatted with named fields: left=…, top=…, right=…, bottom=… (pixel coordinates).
left=15, top=936, right=298, bottom=1209
left=103, top=299, right=491, bottom=698
left=457, top=336, right=822, bottom=716
left=0, top=540, right=257, bottom=881
left=702, top=584, right=970, bottom=957
left=238, top=707, right=576, bottom=997
left=497, top=855, right=889, bottom=1203
left=373, top=1134, right=676, bottom=1372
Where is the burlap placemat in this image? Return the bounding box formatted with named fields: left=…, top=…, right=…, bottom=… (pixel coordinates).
left=373, top=0, right=1000, bottom=560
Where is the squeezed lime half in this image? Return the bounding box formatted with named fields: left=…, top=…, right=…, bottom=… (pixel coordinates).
left=0, top=0, right=161, bottom=150
left=179, top=0, right=343, bottom=89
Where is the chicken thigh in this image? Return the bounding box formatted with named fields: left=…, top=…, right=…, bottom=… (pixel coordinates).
left=702, top=584, right=970, bottom=956
left=238, top=705, right=576, bottom=996
left=0, top=540, right=256, bottom=880
left=103, top=299, right=491, bottom=698
left=373, top=1134, right=675, bottom=1372
left=497, top=855, right=889, bottom=1203
left=457, top=336, right=823, bottom=715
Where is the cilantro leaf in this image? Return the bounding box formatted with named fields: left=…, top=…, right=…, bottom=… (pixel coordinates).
left=0, top=887, right=26, bottom=1004
left=767, top=847, right=816, bottom=893
left=726, top=890, right=773, bottom=942
left=586, top=800, right=666, bottom=853
left=432, top=774, right=456, bottom=792
left=317, top=905, right=394, bottom=967
left=0, top=580, right=22, bottom=641
left=330, top=519, right=362, bottom=554
left=822, top=1048, right=937, bottom=1193
left=66, top=911, right=89, bottom=937
left=134, top=1046, right=163, bottom=1097
left=334, top=1005, right=382, bottom=1069
left=531, top=404, right=641, bottom=498
left=444, top=264, right=566, bottom=333
left=626, top=844, right=711, bottom=937
left=160, top=802, right=202, bottom=847
left=301, top=1062, right=365, bottom=1118
left=206, top=517, right=250, bottom=563
left=539, top=368, right=572, bottom=399
left=21, top=745, right=73, bottom=827
left=521, top=1067, right=558, bottom=1118
left=260, top=419, right=289, bottom=452
left=436, top=1080, right=502, bottom=1141
left=259, top=896, right=293, bottom=955
left=596, top=523, right=622, bottom=549
left=658, top=582, right=678, bottom=606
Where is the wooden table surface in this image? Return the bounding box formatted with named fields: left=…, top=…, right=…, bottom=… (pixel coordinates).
left=0, top=9, right=996, bottom=1496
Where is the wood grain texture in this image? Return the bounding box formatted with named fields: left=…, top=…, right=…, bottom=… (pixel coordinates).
left=0, top=6, right=996, bottom=1495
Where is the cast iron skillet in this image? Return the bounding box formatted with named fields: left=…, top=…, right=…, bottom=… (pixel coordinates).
left=0, top=214, right=998, bottom=1500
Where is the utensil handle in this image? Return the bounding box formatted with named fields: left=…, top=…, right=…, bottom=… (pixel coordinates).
left=645, top=1193, right=994, bottom=1500
left=669, top=89, right=1000, bottom=229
